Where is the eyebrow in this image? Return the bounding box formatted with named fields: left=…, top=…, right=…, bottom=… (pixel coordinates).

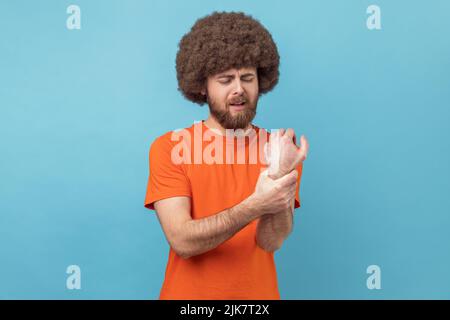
left=216, top=73, right=256, bottom=79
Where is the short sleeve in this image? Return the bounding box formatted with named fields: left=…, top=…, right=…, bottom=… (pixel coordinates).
left=144, top=134, right=192, bottom=210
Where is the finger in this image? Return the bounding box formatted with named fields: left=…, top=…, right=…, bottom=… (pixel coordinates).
left=263, top=142, right=271, bottom=164
left=290, top=181, right=297, bottom=192
left=297, top=135, right=309, bottom=161
left=268, top=129, right=277, bottom=145
left=290, top=181, right=297, bottom=191
left=272, top=128, right=283, bottom=141
left=301, top=135, right=309, bottom=150
left=285, top=128, right=295, bottom=142
left=287, top=187, right=296, bottom=200
left=289, top=192, right=296, bottom=205
left=288, top=189, right=297, bottom=205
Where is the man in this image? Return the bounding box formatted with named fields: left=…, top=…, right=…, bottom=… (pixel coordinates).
left=144, top=11, right=309, bottom=299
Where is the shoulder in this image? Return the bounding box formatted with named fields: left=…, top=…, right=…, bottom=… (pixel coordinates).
left=149, top=124, right=196, bottom=153
left=151, top=131, right=173, bottom=148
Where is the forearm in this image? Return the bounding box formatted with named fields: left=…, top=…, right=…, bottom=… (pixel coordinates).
left=256, top=198, right=294, bottom=252
left=175, top=196, right=261, bottom=259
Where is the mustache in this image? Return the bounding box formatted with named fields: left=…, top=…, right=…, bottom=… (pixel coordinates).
left=208, top=98, right=258, bottom=130
left=226, top=99, right=256, bottom=109
left=228, top=96, right=248, bottom=104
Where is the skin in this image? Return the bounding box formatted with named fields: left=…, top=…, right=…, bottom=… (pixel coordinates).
left=202, top=67, right=259, bottom=133
left=266, top=128, right=309, bottom=180
left=154, top=67, right=309, bottom=258
left=256, top=128, right=309, bottom=251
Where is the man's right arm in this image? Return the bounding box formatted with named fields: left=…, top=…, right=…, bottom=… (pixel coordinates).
left=154, top=170, right=297, bottom=259
left=155, top=195, right=260, bottom=259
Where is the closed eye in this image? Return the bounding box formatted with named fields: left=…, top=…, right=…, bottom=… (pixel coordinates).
left=218, top=77, right=254, bottom=85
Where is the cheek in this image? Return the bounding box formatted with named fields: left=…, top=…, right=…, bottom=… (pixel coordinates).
left=246, top=84, right=259, bottom=99
left=213, top=83, right=229, bottom=95
left=208, top=85, right=228, bottom=103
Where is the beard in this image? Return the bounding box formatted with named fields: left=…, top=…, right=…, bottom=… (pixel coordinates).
left=207, top=95, right=258, bottom=130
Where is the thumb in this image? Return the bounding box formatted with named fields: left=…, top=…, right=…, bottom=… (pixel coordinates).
left=296, top=135, right=309, bottom=161
left=276, top=170, right=298, bottom=188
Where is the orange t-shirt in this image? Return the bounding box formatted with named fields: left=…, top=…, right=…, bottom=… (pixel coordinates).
left=144, top=120, right=303, bottom=299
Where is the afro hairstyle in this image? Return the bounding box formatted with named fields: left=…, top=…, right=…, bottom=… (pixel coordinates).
left=175, top=11, right=280, bottom=105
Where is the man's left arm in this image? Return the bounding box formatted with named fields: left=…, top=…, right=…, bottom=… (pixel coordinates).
left=256, top=199, right=295, bottom=252
left=256, top=129, right=308, bottom=252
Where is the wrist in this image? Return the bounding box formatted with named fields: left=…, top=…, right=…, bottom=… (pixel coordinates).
left=245, top=193, right=267, bottom=219
left=268, top=169, right=286, bottom=180
left=268, top=172, right=282, bottom=180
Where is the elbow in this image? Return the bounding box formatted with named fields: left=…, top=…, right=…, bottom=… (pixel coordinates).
left=170, top=243, right=193, bottom=259
left=257, top=243, right=281, bottom=253
left=169, top=235, right=198, bottom=259
left=167, top=224, right=214, bottom=259
left=256, top=238, right=283, bottom=253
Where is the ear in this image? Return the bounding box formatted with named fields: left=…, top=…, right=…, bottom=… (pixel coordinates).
left=200, top=81, right=207, bottom=96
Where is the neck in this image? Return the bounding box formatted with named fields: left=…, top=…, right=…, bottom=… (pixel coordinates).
left=204, top=114, right=253, bottom=136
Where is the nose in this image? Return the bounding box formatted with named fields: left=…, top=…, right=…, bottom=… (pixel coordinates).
left=233, top=79, right=244, bottom=95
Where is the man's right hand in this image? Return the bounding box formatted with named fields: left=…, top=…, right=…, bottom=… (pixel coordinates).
left=249, top=169, right=298, bottom=216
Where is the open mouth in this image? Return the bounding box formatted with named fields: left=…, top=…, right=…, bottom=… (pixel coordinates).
left=229, top=100, right=246, bottom=107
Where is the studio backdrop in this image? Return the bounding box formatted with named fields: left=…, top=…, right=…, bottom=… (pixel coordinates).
left=1, top=0, right=449, bottom=299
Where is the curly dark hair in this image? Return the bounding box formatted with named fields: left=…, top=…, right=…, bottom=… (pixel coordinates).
left=175, top=11, right=280, bottom=105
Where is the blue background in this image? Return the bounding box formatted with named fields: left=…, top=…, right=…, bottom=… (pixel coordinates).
left=1, top=0, right=449, bottom=299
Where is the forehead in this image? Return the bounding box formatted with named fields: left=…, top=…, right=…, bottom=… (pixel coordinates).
left=214, top=67, right=257, bottom=77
